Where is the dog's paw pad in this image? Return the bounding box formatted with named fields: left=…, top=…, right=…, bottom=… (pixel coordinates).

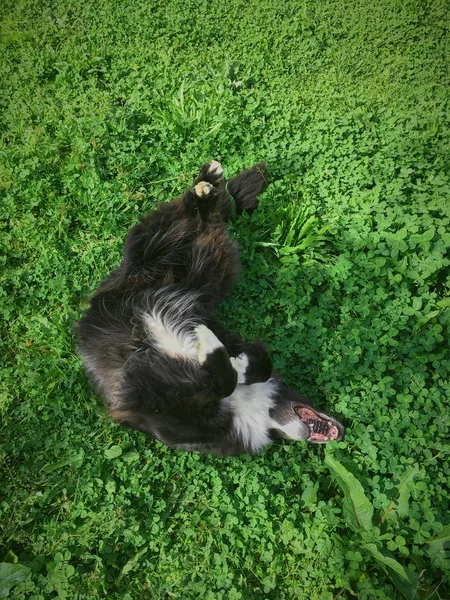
left=208, top=160, right=223, bottom=178
left=194, top=325, right=223, bottom=364
left=230, top=353, right=249, bottom=384
left=194, top=181, right=213, bottom=197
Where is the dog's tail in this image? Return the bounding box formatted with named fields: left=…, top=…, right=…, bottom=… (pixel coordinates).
left=225, top=162, right=268, bottom=217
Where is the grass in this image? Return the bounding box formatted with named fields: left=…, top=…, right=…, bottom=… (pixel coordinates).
left=1, top=0, right=449, bottom=598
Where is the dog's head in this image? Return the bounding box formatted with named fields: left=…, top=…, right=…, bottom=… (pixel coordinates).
left=269, top=386, right=345, bottom=444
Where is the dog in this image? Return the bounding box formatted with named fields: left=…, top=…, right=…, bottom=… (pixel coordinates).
left=77, top=161, right=344, bottom=455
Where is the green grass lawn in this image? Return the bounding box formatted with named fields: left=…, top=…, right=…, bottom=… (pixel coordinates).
left=1, top=0, right=449, bottom=597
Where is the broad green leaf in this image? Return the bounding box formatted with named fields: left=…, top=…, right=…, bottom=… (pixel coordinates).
left=324, top=452, right=374, bottom=531
left=42, top=451, right=85, bottom=473
left=361, top=544, right=418, bottom=600
left=424, top=524, right=450, bottom=544
left=412, top=297, right=422, bottom=311
left=122, top=451, right=140, bottom=464
left=285, top=225, right=295, bottom=246
left=0, top=563, right=30, bottom=598
left=104, top=445, right=122, bottom=460
left=278, top=245, right=297, bottom=256
left=296, top=215, right=318, bottom=241
left=386, top=565, right=420, bottom=600
left=2, top=551, right=18, bottom=565
left=396, top=464, right=420, bottom=517
left=118, top=546, right=148, bottom=581
left=409, top=234, right=422, bottom=247
left=418, top=310, right=440, bottom=324
left=301, top=482, right=318, bottom=507
left=436, top=296, right=450, bottom=309
left=361, top=544, right=409, bottom=580
left=422, top=228, right=435, bottom=242
left=425, top=524, right=450, bottom=558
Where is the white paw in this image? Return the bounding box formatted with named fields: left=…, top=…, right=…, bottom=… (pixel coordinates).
left=230, top=353, right=249, bottom=384
left=194, top=181, right=213, bottom=197
left=208, top=160, right=223, bottom=178
left=194, top=325, right=224, bottom=364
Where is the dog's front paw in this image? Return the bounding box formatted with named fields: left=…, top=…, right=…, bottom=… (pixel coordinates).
left=194, top=325, right=224, bottom=364
left=230, top=353, right=249, bottom=384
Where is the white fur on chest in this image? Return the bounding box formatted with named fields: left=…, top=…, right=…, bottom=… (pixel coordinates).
left=143, top=312, right=198, bottom=360
left=227, top=379, right=277, bottom=452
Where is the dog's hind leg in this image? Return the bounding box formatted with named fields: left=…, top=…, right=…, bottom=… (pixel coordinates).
left=183, top=161, right=225, bottom=221
left=224, top=162, right=268, bottom=217
left=193, top=160, right=224, bottom=187
left=194, top=161, right=268, bottom=221
left=185, top=161, right=268, bottom=222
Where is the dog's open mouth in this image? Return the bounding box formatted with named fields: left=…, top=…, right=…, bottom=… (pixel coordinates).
left=293, top=404, right=343, bottom=443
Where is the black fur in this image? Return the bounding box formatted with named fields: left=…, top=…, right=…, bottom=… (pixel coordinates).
left=77, top=162, right=344, bottom=454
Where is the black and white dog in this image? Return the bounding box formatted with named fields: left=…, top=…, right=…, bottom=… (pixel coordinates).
left=77, top=161, right=344, bottom=455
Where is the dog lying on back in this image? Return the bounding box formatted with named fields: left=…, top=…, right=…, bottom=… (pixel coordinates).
left=77, top=161, right=344, bottom=455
